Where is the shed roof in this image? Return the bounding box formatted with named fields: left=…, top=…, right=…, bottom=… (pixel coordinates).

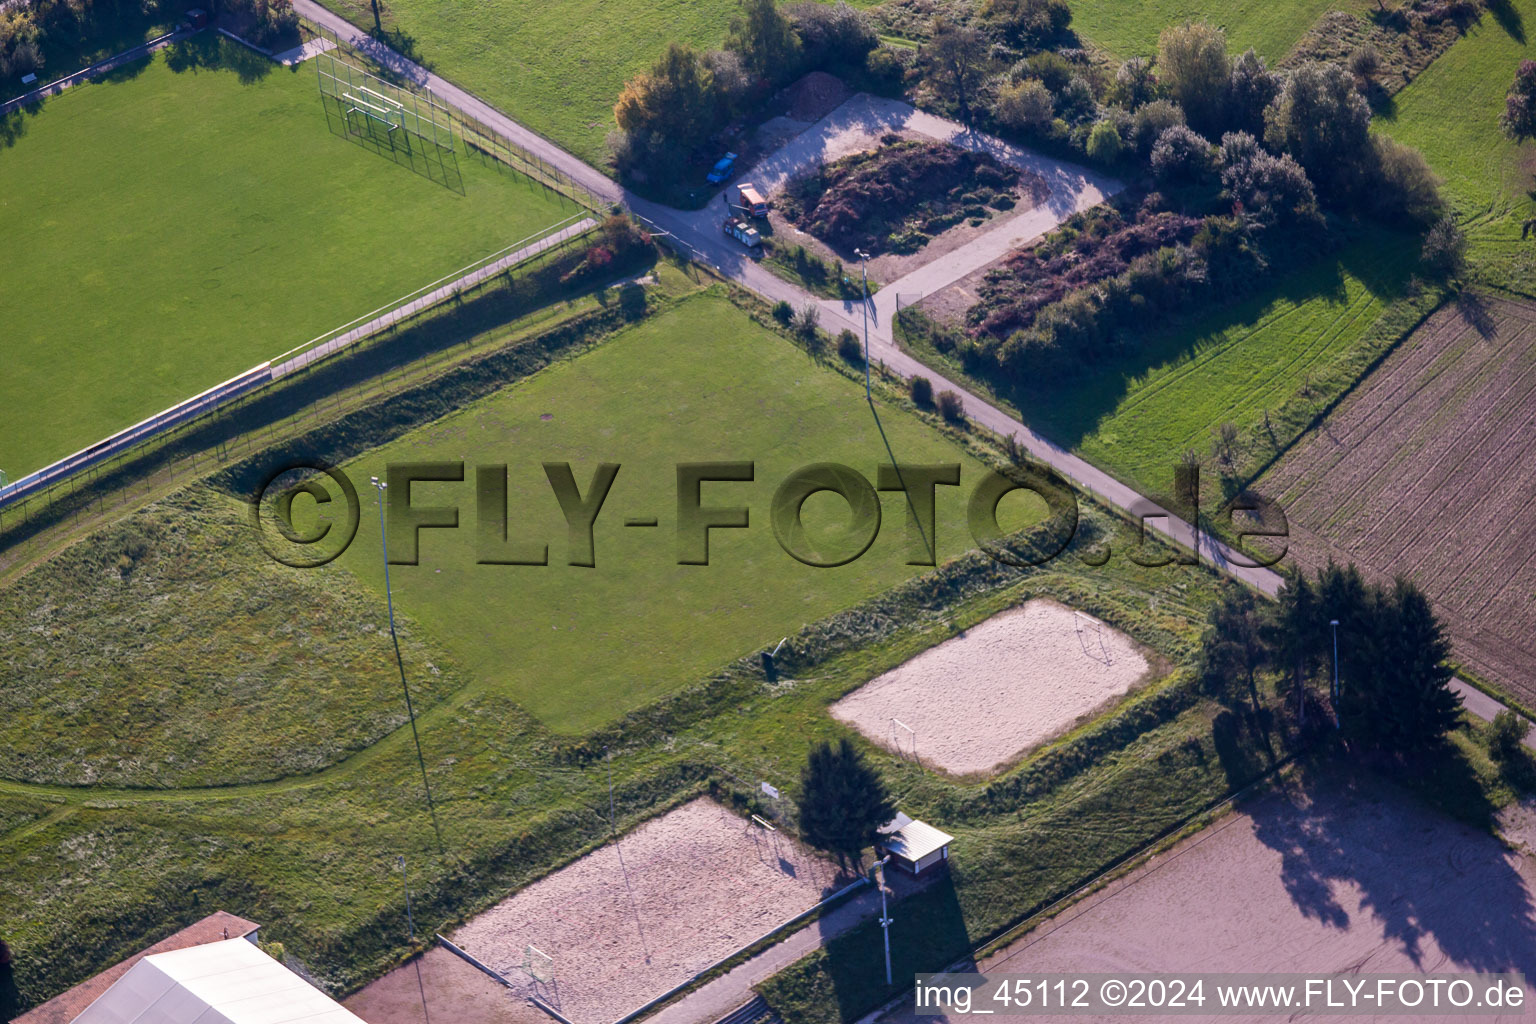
left=70, top=939, right=365, bottom=1024
left=878, top=812, right=954, bottom=862
left=14, top=912, right=259, bottom=1024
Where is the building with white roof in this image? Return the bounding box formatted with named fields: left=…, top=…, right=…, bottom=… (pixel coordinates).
left=876, top=812, right=954, bottom=875
left=69, top=938, right=366, bottom=1024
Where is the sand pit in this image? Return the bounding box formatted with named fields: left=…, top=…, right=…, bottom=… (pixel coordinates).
left=831, top=600, right=1149, bottom=776
left=447, top=797, right=845, bottom=1024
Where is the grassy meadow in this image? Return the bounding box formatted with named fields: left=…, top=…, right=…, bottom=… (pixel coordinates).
left=0, top=34, right=576, bottom=479
left=1374, top=0, right=1536, bottom=292
left=1065, top=0, right=1374, bottom=62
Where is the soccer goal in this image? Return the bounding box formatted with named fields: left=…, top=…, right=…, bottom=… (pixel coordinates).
left=315, top=50, right=454, bottom=152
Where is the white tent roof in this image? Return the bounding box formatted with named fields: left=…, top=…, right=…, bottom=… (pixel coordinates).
left=879, top=812, right=954, bottom=862
left=71, top=939, right=367, bottom=1024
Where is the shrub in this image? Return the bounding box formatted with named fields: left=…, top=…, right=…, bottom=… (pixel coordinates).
left=793, top=303, right=822, bottom=338
left=1488, top=710, right=1530, bottom=763
left=1111, top=56, right=1157, bottom=109
left=1226, top=48, right=1278, bottom=136
left=979, top=0, right=1072, bottom=49
left=1218, top=131, right=1320, bottom=228
left=772, top=300, right=794, bottom=325
left=837, top=328, right=864, bottom=363
left=1131, top=98, right=1185, bottom=154
left=1368, top=134, right=1445, bottom=225
left=790, top=0, right=877, bottom=69
left=994, top=78, right=1054, bottom=130
left=1500, top=59, right=1536, bottom=141
left=909, top=375, right=934, bottom=406
left=864, top=46, right=907, bottom=92
left=1150, top=124, right=1213, bottom=183
left=1086, top=119, right=1124, bottom=163
left=1420, top=216, right=1467, bottom=277
left=1157, top=20, right=1232, bottom=134
left=936, top=389, right=966, bottom=422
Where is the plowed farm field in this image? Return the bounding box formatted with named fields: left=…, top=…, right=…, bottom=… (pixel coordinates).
left=1258, top=293, right=1536, bottom=702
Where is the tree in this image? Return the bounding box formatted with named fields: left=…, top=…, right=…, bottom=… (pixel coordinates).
left=791, top=1, right=876, bottom=68
left=1368, top=134, right=1445, bottom=225
left=613, top=43, right=718, bottom=161
left=1200, top=584, right=1269, bottom=710
left=994, top=78, right=1054, bottom=129
left=919, top=20, right=993, bottom=124
left=1264, top=565, right=1322, bottom=721
left=797, top=738, right=895, bottom=869
left=1157, top=21, right=1231, bottom=135
left=1362, top=578, right=1461, bottom=751
left=1131, top=98, right=1185, bottom=154
left=978, top=0, right=1071, bottom=49
left=727, top=0, right=802, bottom=80
left=1111, top=56, right=1158, bottom=109
left=1263, top=61, right=1372, bottom=200
left=1499, top=59, right=1536, bottom=141
left=1227, top=48, right=1279, bottom=137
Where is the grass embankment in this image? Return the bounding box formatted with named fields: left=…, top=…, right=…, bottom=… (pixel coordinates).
left=0, top=34, right=575, bottom=478
left=1375, top=0, right=1536, bottom=294
left=0, top=284, right=1262, bottom=1016
left=901, top=227, right=1423, bottom=506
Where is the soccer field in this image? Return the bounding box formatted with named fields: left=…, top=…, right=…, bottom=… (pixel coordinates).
left=0, top=35, right=576, bottom=480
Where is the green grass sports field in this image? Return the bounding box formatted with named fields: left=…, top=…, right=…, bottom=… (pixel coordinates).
left=337, top=292, right=1037, bottom=732
left=0, top=35, right=575, bottom=479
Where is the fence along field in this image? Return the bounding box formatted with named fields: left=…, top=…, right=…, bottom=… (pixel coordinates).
left=0, top=30, right=584, bottom=492
left=1257, top=294, right=1536, bottom=705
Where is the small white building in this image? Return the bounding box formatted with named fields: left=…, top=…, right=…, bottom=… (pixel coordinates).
left=876, top=812, right=954, bottom=875
left=70, top=938, right=367, bottom=1024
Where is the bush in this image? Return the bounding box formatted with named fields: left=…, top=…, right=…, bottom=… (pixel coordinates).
left=1086, top=119, right=1124, bottom=163
left=793, top=303, right=822, bottom=338
left=1368, top=134, right=1445, bottom=225
left=1489, top=710, right=1530, bottom=763
left=979, top=0, right=1071, bottom=49
left=1157, top=20, right=1232, bottom=135
left=1150, top=124, right=1213, bottom=183
left=994, top=78, right=1054, bottom=130
left=772, top=300, right=794, bottom=325
left=909, top=375, right=934, bottom=406
left=837, top=328, right=864, bottom=363
left=936, top=389, right=966, bottom=422
left=1131, top=99, right=1185, bottom=154
left=1500, top=59, right=1536, bottom=141
left=864, top=46, right=907, bottom=92
left=1420, top=216, right=1467, bottom=277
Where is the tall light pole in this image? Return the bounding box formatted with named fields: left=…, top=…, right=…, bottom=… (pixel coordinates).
left=854, top=247, right=872, bottom=401
left=1330, top=619, right=1341, bottom=729
left=874, top=855, right=893, bottom=986
left=372, top=477, right=444, bottom=854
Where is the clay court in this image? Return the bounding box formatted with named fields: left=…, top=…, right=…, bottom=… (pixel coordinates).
left=830, top=600, right=1151, bottom=776
left=1258, top=294, right=1536, bottom=706
left=408, top=798, right=844, bottom=1024
left=878, top=772, right=1536, bottom=1024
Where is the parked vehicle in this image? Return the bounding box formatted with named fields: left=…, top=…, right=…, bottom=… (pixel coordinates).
left=735, top=183, right=770, bottom=218
left=722, top=217, right=762, bottom=249
left=706, top=152, right=738, bottom=184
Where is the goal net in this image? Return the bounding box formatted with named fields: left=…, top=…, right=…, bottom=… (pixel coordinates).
left=315, top=51, right=454, bottom=152
left=522, top=943, right=556, bottom=986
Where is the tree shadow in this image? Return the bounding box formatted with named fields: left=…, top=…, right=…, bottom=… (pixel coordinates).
left=1456, top=288, right=1500, bottom=339
left=164, top=33, right=274, bottom=85
left=0, top=102, right=40, bottom=150
left=1489, top=0, right=1527, bottom=44
left=1246, top=765, right=1536, bottom=974
left=818, top=870, right=971, bottom=1024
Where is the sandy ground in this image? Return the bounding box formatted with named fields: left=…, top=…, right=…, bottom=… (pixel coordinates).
left=433, top=798, right=845, bottom=1024
left=344, top=946, right=530, bottom=1024
left=879, top=771, right=1536, bottom=1024
left=830, top=600, right=1149, bottom=776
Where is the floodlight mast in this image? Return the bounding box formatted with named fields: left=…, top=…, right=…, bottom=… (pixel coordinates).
left=371, top=476, right=444, bottom=854
left=854, top=248, right=872, bottom=400
left=874, top=855, right=894, bottom=986
left=1330, top=619, right=1341, bottom=729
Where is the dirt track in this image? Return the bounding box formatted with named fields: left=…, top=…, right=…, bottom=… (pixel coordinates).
left=879, top=771, right=1536, bottom=1023
left=830, top=600, right=1150, bottom=776
left=1258, top=294, right=1536, bottom=705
